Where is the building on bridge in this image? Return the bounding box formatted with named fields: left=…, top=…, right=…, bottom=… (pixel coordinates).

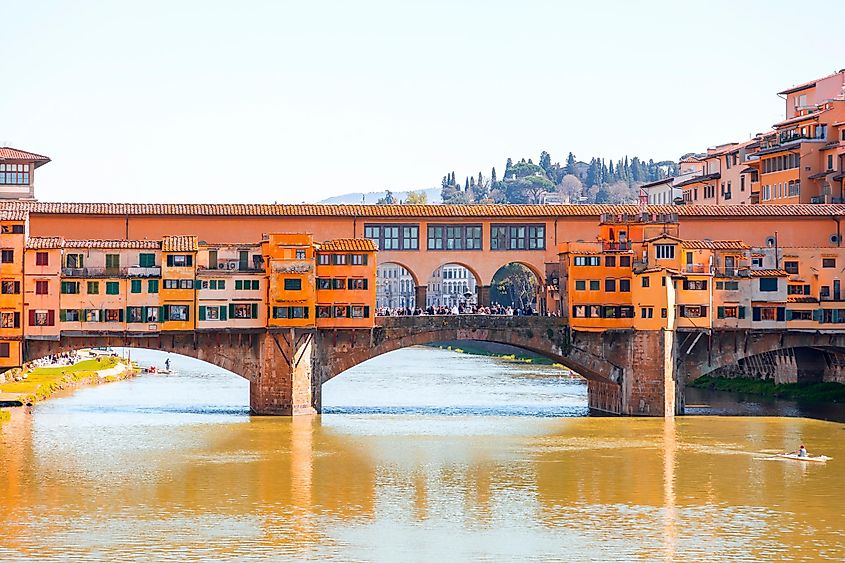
left=375, top=263, right=415, bottom=310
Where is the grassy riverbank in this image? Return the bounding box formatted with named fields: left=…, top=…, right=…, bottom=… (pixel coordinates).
left=0, top=357, right=135, bottom=406
left=431, top=343, right=566, bottom=368
left=690, top=376, right=845, bottom=403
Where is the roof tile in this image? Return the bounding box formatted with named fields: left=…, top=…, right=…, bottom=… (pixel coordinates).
left=162, top=235, right=198, bottom=252
left=319, top=239, right=378, bottom=252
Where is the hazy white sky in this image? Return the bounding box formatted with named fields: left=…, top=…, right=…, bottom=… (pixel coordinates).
left=3, top=0, right=844, bottom=203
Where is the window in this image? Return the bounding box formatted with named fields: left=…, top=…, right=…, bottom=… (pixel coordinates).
left=179, top=279, right=193, bottom=289
left=61, top=281, right=80, bottom=294
left=318, top=254, right=331, bottom=265
left=654, top=244, right=675, bottom=260
left=717, top=306, right=745, bottom=319
left=104, top=309, right=122, bottom=322
left=148, top=279, right=159, bottom=293
left=823, top=258, right=836, bottom=268
left=230, top=303, right=257, bottom=319
left=65, top=253, right=83, bottom=268
left=35, top=252, right=48, bottom=266
left=619, top=279, right=631, bottom=292
left=34, top=280, right=48, bottom=295
left=131, top=279, right=142, bottom=293
left=348, top=278, right=368, bottom=290
left=784, top=261, right=799, bottom=274
left=573, top=256, right=600, bottom=266
left=30, top=310, right=55, bottom=326
left=716, top=280, right=739, bottom=291
left=60, top=309, right=80, bottom=322
left=351, top=254, right=367, bottom=265
left=788, top=310, right=813, bottom=321
left=166, top=254, right=193, bottom=267
left=284, top=278, right=302, bottom=291
left=351, top=306, right=368, bottom=318
left=145, top=307, right=160, bottom=322
left=589, top=280, right=600, bottom=291
left=317, top=278, right=332, bottom=290
left=679, top=305, right=707, bottom=318
left=641, top=307, right=653, bottom=319
left=0, top=342, right=8, bottom=357
left=164, top=305, right=189, bottom=321
left=316, top=306, right=332, bottom=318
left=427, top=224, right=483, bottom=250
left=295, top=249, right=306, bottom=260
left=787, top=284, right=812, bottom=295
left=1, top=249, right=14, bottom=263
left=273, top=306, right=309, bottom=319
left=105, top=254, right=120, bottom=271
left=641, top=276, right=650, bottom=288
left=164, top=279, right=194, bottom=289
left=752, top=306, right=783, bottom=322
left=661, top=308, right=667, bottom=318
left=1, top=281, right=20, bottom=294
left=604, top=279, right=616, bottom=292
left=139, top=253, right=156, bottom=267
left=235, top=279, right=259, bottom=290
left=619, top=256, right=631, bottom=268
left=106, top=281, right=120, bottom=295
left=332, top=278, right=346, bottom=290
left=87, top=281, right=100, bottom=294
left=364, top=224, right=419, bottom=250
left=575, top=280, right=586, bottom=291
left=0, top=163, right=30, bottom=185
left=605, top=256, right=616, bottom=267
left=758, top=278, right=778, bottom=292
left=1, top=312, right=19, bottom=328
left=207, top=279, right=225, bottom=290
left=127, top=307, right=144, bottom=323
left=683, top=279, right=708, bottom=290
left=821, top=285, right=831, bottom=299
left=332, top=254, right=347, bottom=265
left=334, top=305, right=348, bottom=318
left=491, top=224, right=545, bottom=250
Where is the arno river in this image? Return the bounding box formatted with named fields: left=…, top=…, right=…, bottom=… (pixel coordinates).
left=2, top=347, right=845, bottom=561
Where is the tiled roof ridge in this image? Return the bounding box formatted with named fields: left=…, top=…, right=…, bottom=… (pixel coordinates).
left=0, top=147, right=51, bottom=162
left=3, top=201, right=845, bottom=217
left=319, top=238, right=378, bottom=252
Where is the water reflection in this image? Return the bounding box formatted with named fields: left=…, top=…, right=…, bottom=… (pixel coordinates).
left=1, top=348, right=844, bottom=560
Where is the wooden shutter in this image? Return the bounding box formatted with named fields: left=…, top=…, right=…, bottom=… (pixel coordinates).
left=166, top=255, right=174, bottom=267
left=738, top=306, right=746, bottom=319
left=752, top=307, right=761, bottom=322
left=229, top=304, right=235, bottom=318
left=160, top=306, right=167, bottom=321
left=235, top=280, right=243, bottom=290
left=186, top=255, right=193, bottom=267
left=776, top=307, right=785, bottom=322
left=251, top=303, right=258, bottom=319
left=46, top=310, right=55, bottom=326
left=364, top=306, right=370, bottom=318
left=60, top=310, right=67, bottom=322
left=199, top=306, right=206, bottom=321
left=28, top=310, right=36, bottom=326
left=219, top=306, right=227, bottom=321
left=717, top=306, right=724, bottom=319
left=813, top=309, right=823, bottom=322
left=13, top=312, right=20, bottom=328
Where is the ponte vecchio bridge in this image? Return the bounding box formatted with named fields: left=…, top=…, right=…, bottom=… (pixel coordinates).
left=7, top=201, right=845, bottom=416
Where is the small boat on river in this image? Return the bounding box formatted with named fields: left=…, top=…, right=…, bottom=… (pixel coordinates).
left=775, top=453, right=831, bottom=463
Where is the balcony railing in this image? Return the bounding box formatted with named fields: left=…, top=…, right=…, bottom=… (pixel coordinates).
left=685, top=264, right=707, bottom=274
left=127, top=266, right=161, bottom=277
left=602, top=241, right=632, bottom=252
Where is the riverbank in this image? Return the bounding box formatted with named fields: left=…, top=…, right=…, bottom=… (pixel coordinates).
left=690, top=375, right=845, bottom=403
left=429, top=341, right=571, bottom=369
left=0, top=356, right=137, bottom=408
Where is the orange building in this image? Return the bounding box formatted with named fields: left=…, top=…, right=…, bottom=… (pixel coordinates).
left=160, top=236, right=198, bottom=331
left=0, top=211, right=27, bottom=367
left=263, top=233, right=317, bottom=328
left=315, top=239, right=377, bottom=329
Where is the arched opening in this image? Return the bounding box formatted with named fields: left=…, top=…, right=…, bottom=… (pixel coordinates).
left=425, top=262, right=481, bottom=311
left=376, top=262, right=418, bottom=310
left=322, top=342, right=587, bottom=416
left=489, top=262, right=543, bottom=314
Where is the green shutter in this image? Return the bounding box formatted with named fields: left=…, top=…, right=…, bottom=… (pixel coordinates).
left=118, top=309, right=124, bottom=322
left=364, top=306, right=370, bottom=318
left=148, top=279, right=159, bottom=293
left=777, top=307, right=785, bottom=322
left=220, top=306, right=227, bottom=321
left=59, top=309, right=66, bottom=322
left=166, top=255, right=174, bottom=267
left=738, top=306, right=746, bottom=319
left=253, top=280, right=260, bottom=290
left=229, top=304, right=235, bottom=318
left=131, top=279, right=141, bottom=293
left=251, top=303, right=258, bottom=319
left=235, top=280, right=243, bottom=290
left=833, top=310, right=840, bottom=324
left=219, top=280, right=225, bottom=290
left=106, top=281, right=119, bottom=295
left=159, top=306, right=166, bottom=321
left=186, top=255, right=193, bottom=267
left=717, top=306, right=725, bottom=319
left=199, top=306, right=206, bottom=321
left=814, top=309, right=824, bottom=322
left=209, top=280, right=216, bottom=290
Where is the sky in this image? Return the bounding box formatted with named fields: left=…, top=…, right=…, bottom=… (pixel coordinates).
left=3, top=0, right=844, bottom=203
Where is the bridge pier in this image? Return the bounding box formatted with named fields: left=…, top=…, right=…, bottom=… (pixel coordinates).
left=476, top=285, right=491, bottom=307
left=250, top=330, right=320, bottom=416
left=415, top=285, right=427, bottom=309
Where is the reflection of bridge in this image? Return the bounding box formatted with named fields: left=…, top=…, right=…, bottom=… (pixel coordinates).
left=24, top=316, right=845, bottom=417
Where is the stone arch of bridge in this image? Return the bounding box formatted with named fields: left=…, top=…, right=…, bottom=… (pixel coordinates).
left=377, top=260, right=421, bottom=287
left=316, top=318, right=623, bottom=387
left=22, top=331, right=266, bottom=383
left=681, top=330, right=845, bottom=382
left=488, top=260, right=544, bottom=287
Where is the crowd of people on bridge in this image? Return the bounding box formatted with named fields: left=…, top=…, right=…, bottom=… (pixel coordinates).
left=376, top=303, right=541, bottom=317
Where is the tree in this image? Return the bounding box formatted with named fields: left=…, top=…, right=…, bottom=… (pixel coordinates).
left=405, top=190, right=428, bottom=205
left=539, top=150, right=552, bottom=173
left=491, top=264, right=539, bottom=309
left=565, top=152, right=577, bottom=176
left=491, top=167, right=497, bottom=183
left=376, top=190, right=397, bottom=205
left=558, top=174, right=583, bottom=203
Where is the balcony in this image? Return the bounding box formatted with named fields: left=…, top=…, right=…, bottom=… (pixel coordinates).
left=685, top=264, right=707, bottom=274
left=62, top=267, right=128, bottom=278
left=198, top=265, right=265, bottom=274
left=602, top=241, right=632, bottom=252
left=127, top=266, right=161, bottom=277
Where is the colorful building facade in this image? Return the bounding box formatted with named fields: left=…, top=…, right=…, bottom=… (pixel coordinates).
left=0, top=226, right=378, bottom=369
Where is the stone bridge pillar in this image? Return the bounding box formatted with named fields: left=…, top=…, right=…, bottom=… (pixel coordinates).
left=250, top=330, right=320, bottom=416
left=414, top=285, right=427, bottom=309
left=476, top=285, right=491, bottom=308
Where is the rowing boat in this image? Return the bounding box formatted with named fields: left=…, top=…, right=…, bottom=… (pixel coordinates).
left=775, top=453, right=831, bottom=462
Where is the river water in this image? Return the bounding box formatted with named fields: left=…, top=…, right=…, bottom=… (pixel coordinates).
left=1, top=347, right=845, bottom=561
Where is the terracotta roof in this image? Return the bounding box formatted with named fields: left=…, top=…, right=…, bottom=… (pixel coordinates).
left=674, top=173, right=721, bottom=189
left=778, top=71, right=844, bottom=95
left=2, top=201, right=845, bottom=218
left=808, top=171, right=833, bottom=180
left=773, top=110, right=825, bottom=129
left=749, top=269, right=788, bottom=277
left=26, top=237, right=162, bottom=249
left=0, top=147, right=51, bottom=168
left=26, top=237, right=62, bottom=249
left=0, top=209, right=28, bottom=221
left=740, top=168, right=757, bottom=174
left=162, top=235, right=198, bottom=252
left=640, top=178, right=673, bottom=189
left=318, top=238, right=377, bottom=252
left=681, top=240, right=750, bottom=250
left=64, top=239, right=161, bottom=249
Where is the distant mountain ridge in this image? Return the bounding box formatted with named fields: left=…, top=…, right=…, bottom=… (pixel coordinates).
left=318, top=187, right=441, bottom=204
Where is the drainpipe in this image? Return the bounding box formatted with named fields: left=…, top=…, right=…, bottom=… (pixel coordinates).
left=833, top=217, right=841, bottom=247
left=125, top=213, right=130, bottom=240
